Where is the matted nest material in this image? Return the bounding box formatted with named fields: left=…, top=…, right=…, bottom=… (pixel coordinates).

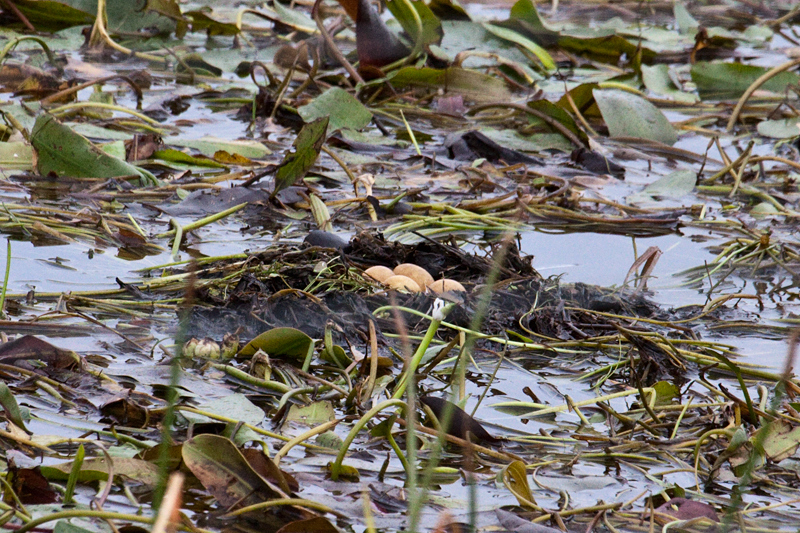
left=345, top=231, right=538, bottom=283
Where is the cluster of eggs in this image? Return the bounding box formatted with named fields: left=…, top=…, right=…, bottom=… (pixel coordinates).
left=364, top=263, right=466, bottom=294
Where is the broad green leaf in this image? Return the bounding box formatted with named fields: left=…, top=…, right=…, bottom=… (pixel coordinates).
left=239, top=327, right=314, bottom=359
left=390, top=66, right=512, bottom=102
left=275, top=517, right=340, bottom=533
left=558, top=35, right=656, bottom=64
left=428, top=0, right=469, bottom=21
left=183, top=393, right=266, bottom=426
left=483, top=23, right=555, bottom=71
left=385, top=0, right=444, bottom=49
left=751, top=201, right=781, bottom=216
left=29, top=506, right=113, bottom=533
left=54, top=521, right=98, bottom=533
left=298, top=87, right=373, bottom=133
left=316, top=431, right=344, bottom=450
left=183, top=11, right=239, bottom=36
left=13, top=1, right=94, bottom=30
left=31, top=115, right=157, bottom=183
left=652, top=381, right=679, bottom=405
left=757, top=118, right=800, bottom=139
left=175, top=53, right=223, bottom=77
left=527, top=99, right=588, bottom=145
left=0, top=141, right=33, bottom=171
left=673, top=2, right=699, bottom=34
left=631, top=170, right=696, bottom=203
left=153, top=149, right=227, bottom=168
left=500, top=460, right=537, bottom=509
left=170, top=137, right=271, bottom=159
left=641, top=64, right=698, bottom=103
left=762, top=421, right=800, bottom=462
left=480, top=128, right=573, bottom=153
left=285, top=401, right=335, bottom=426
left=271, top=0, right=317, bottom=33
left=41, top=457, right=161, bottom=487
left=16, top=0, right=177, bottom=33
left=691, top=61, right=800, bottom=100
left=508, top=0, right=559, bottom=44
left=0, top=383, right=28, bottom=432
left=593, top=88, right=677, bottom=145
left=555, top=82, right=600, bottom=116
left=272, top=117, right=329, bottom=198
left=182, top=434, right=282, bottom=507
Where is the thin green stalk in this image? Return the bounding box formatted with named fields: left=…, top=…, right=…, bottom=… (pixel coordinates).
left=330, top=399, right=406, bottom=480
left=63, top=443, right=85, bottom=505
left=15, top=511, right=158, bottom=533
left=47, top=102, right=163, bottom=126
left=0, top=239, right=10, bottom=319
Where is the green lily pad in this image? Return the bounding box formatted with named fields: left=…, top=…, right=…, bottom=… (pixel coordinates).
left=239, top=327, right=314, bottom=360
left=298, top=87, right=373, bottom=133
left=757, top=118, right=800, bottom=139
left=593, top=88, right=677, bottom=145
left=691, top=61, right=800, bottom=100
left=272, top=117, right=329, bottom=197
left=30, top=114, right=156, bottom=183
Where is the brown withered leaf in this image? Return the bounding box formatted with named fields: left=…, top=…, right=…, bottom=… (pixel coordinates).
left=0, top=63, right=65, bottom=97
left=241, top=447, right=299, bottom=495
left=7, top=465, right=59, bottom=505
left=0, top=335, right=82, bottom=371
left=276, top=517, right=339, bottom=533
left=125, top=134, right=162, bottom=161
left=653, top=498, right=719, bottom=523
left=100, top=396, right=149, bottom=428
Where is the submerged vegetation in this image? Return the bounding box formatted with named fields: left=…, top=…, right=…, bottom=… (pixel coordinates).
left=0, top=0, right=800, bottom=532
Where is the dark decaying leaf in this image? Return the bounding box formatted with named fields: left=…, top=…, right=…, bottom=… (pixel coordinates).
left=495, top=509, right=561, bottom=533
left=420, top=396, right=501, bottom=444
left=0, top=335, right=81, bottom=370
left=0, top=63, right=64, bottom=95
left=275, top=516, right=339, bottom=533
left=41, top=457, right=161, bottom=487
left=241, top=447, right=299, bottom=494
left=182, top=434, right=285, bottom=508
left=571, top=148, right=625, bottom=177
left=100, top=397, right=150, bottom=428
left=446, top=131, right=543, bottom=165
left=390, top=67, right=512, bottom=102
left=653, top=498, right=719, bottom=523
left=272, top=117, right=329, bottom=198
left=8, top=466, right=59, bottom=504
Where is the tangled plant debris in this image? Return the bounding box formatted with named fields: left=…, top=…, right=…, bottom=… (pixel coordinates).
left=0, top=0, right=800, bottom=532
